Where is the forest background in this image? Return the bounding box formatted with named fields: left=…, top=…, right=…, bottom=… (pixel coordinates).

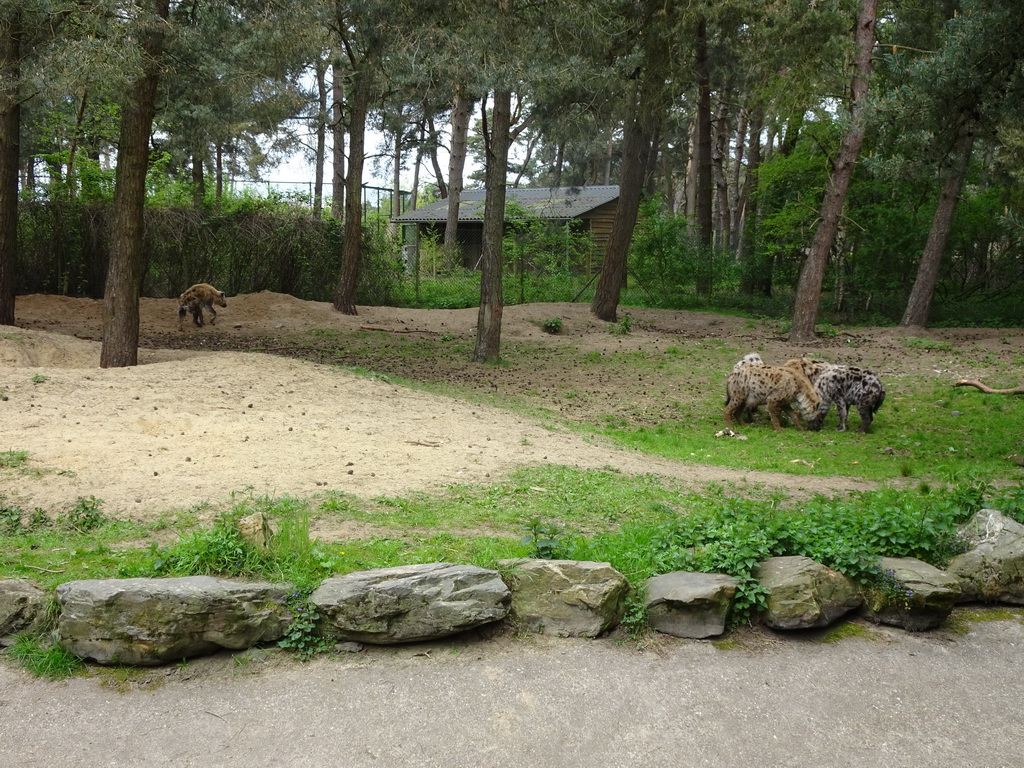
left=1, top=0, right=1023, bottom=366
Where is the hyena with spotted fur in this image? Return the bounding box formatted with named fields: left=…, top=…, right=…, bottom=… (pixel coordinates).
left=177, top=283, right=227, bottom=330
left=803, top=359, right=886, bottom=433
left=724, top=357, right=822, bottom=432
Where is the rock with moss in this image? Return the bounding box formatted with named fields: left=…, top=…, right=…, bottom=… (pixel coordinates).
left=56, top=577, right=293, bottom=666
left=755, top=556, right=863, bottom=630
left=0, top=580, right=50, bottom=646
left=945, top=508, right=1024, bottom=604
left=311, top=563, right=510, bottom=645
left=862, top=557, right=961, bottom=631
left=498, top=558, right=628, bottom=637
left=645, top=572, right=739, bottom=639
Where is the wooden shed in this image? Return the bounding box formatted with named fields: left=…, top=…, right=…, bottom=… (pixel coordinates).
left=391, top=186, right=619, bottom=271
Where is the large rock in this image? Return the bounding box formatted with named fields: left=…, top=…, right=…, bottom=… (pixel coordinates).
left=645, top=572, right=739, bottom=639
left=755, top=556, right=862, bottom=630
left=311, top=563, right=510, bottom=645
left=946, top=508, right=1024, bottom=604
left=0, top=580, right=50, bottom=645
left=862, top=557, right=961, bottom=631
left=56, top=577, right=293, bottom=665
left=499, top=559, right=628, bottom=637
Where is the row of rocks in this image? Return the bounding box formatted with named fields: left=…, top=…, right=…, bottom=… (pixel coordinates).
left=1, top=508, right=1021, bottom=666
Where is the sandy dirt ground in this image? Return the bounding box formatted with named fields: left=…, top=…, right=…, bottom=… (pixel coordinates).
left=3, top=292, right=1021, bottom=520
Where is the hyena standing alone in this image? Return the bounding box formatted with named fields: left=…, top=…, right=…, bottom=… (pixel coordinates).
left=177, top=283, right=227, bottom=330
left=724, top=357, right=822, bottom=432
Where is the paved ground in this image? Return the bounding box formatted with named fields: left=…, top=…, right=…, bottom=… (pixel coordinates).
left=3, top=618, right=1023, bottom=768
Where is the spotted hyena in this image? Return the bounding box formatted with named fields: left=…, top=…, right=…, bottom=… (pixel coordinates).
left=803, top=359, right=886, bottom=433
left=177, top=283, right=227, bottom=330
left=724, top=357, right=822, bottom=432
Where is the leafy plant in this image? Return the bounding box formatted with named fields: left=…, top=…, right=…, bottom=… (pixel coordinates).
left=521, top=517, right=566, bottom=559
left=542, top=317, right=563, bottom=334
left=608, top=313, right=633, bottom=335
left=277, top=591, right=330, bottom=661
left=31, top=374, right=49, bottom=384
left=59, top=496, right=106, bottom=533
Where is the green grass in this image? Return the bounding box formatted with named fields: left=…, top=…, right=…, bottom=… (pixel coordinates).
left=0, top=449, right=29, bottom=469
left=8, top=634, right=85, bottom=679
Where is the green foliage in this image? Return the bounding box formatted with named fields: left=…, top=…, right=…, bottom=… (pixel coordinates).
left=147, top=511, right=266, bottom=577
left=608, top=313, right=633, bottom=335
left=59, top=496, right=106, bottom=533
left=541, top=317, right=563, bottom=334
left=521, top=517, right=566, bottom=559
left=277, top=590, right=330, bottom=661
left=8, top=634, right=84, bottom=680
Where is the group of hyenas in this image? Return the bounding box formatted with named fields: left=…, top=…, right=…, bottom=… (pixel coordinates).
left=724, top=352, right=886, bottom=433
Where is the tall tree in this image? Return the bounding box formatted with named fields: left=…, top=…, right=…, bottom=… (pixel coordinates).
left=473, top=89, right=511, bottom=362
left=897, top=0, right=1024, bottom=327
left=0, top=4, right=21, bottom=325
left=788, top=0, right=878, bottom=343
left=101, top=0, right=171, bottom=368
left=444, top=86, right=474, bottom=255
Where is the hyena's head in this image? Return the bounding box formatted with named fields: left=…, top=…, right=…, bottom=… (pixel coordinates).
left=214, top=290, right=227, bottom=308
left=732, top=352, right=765, bottom=372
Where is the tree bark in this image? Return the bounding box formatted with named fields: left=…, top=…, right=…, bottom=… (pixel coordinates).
left=444, top=86, right=473, bottom=254
left=313, top=56, right=328, bottom=217
left=473, top=89, right=511, bottom=363
left=332, top=61, right=372, bottom=316
left=330, top=58, right=346, bottom=220
left=0, top=8, right=21, bottom=326
left=591, top=95, right=652, bottom=322
left=425, top=114, right=447, bottom=200
left=788, top=0, right=877, bottom=343
left=901, top=126, right=976, bottom=328
left=694, top=17, right=714, bottom=294
left=100, top=0, right=170, bottom=368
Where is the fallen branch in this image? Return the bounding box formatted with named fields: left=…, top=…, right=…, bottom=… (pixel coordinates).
left=23, top=565, right=65, bottom=573
left=359, top=325, right=440, bottom=335
left=953, top=379, right=1024, bottom=395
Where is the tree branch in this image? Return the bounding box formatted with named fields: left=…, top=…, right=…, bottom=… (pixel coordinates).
left=953, top=379, right=1024, bottom=395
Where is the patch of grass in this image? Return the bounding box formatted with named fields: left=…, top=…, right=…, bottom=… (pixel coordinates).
left=0, top=449, right=29, bottom=469
left=945, top=605, right=1024, bottom=636
left=817, top=621, right=876, bottom=644
left=8, top=634, right=85, bottom=679
left=903, top=337, right=955, bottom=352
left=711, top=638, right=744, bottom=650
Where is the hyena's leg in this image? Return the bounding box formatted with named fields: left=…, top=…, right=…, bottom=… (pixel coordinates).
left=835, top=401, right=849, bottom=432
left=192, top=304, right=205, bottom=328
left=767, top=400, right=786, bottom=431
left=856, top=403, right=873, bottom=433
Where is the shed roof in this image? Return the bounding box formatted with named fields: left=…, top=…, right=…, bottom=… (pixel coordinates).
left=392, top=185, right=619, bottom=224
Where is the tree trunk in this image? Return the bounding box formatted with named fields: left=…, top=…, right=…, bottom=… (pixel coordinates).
left=788, top=0, right=877, bottom=343
left=331, top=58, right=346, bottom=220
left=737, top=106, right=763, bottom=293
left=730, top=108, right=748, bottom=253
left=332, top=63, right=372, bottom=316
left=473, top=89, right=511, bottom=363
left=0, top=8, right=21, bottom=326
left=391, top=104, right=404, bottom=233
left=444, top=87, right=473, bottom=254
left=314, top=56, right=328, bottom=217
left=901, top=126, right=976, bottom=328
left=191, top=150, right=206, bottom=208
left=100, top=0, right=170, bottom=368
left=426, top=115, right=447, bottom=199
left=694, top=17, right=714, bottom=295
left=713, top=98, right=730, bottom=250
left=591, top=96, right=652, bottom=322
